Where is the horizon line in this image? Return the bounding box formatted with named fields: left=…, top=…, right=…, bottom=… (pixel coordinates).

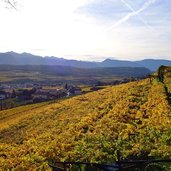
left=0, top=51, right=171, bottom=62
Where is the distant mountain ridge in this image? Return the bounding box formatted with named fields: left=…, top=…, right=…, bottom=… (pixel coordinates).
left=0, top=51, right=171, bottom=71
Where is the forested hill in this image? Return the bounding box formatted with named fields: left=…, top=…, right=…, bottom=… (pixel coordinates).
left=0, top=70, right=171, bottom=169
left=0, top=65, right=150, bottom=77
left=0, top=51, right=171, bottom=71
left=0, top=65, right=150, bottom=84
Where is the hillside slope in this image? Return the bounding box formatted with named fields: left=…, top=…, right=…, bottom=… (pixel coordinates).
left=0, top=77, right=171, bottom=170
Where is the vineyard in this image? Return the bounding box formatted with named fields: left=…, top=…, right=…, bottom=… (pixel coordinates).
left=0, top=71, right=171, bottom=170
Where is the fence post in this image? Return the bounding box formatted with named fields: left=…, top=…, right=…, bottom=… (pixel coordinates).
left=116, top=150, right=122, bottom=171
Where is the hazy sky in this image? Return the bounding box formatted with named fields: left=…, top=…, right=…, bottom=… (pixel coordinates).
left=0, top=0, right=171, bottom=61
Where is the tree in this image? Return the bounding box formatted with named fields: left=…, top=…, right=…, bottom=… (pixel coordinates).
left=157, top=65, right=166, bottom=83
left=11, top=89, right=16, bottom=98
left=1, top=0, right=17, bottom=10
left=64, top=83, right=68, bottom=90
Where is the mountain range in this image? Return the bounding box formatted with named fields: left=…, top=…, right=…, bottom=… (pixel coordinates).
left=0, top=51, right=171, bottom=71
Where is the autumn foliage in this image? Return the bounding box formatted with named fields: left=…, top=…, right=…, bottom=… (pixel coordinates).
left=0, top=71, right=171, bottom=170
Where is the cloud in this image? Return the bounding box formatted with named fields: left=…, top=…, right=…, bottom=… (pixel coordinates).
left=108, top=0, right=156, bottom=30
left=75, top=0, right=130, bottom=23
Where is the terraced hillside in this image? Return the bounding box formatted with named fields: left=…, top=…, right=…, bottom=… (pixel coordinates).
left=0, top=76, right=171, bottom=170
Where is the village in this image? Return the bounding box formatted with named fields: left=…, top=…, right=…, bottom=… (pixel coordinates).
left=0, top=83, right=84, bottom=110
left=0, top=77, right=139, bottom=110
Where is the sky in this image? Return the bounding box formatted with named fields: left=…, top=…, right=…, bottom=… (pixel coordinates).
left=0, top=0, right=171, bottom=61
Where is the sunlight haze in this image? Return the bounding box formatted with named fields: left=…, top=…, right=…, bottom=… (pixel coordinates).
left=0, top=0, right=171, bottom=61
